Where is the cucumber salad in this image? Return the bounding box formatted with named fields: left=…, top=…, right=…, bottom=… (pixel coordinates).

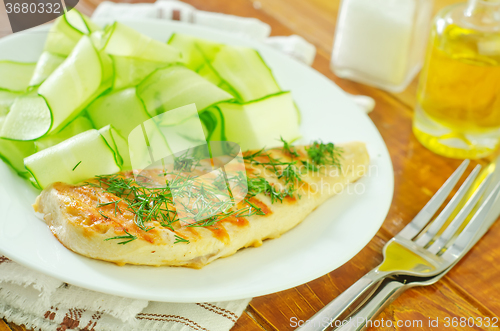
left=0, top=10, right=301, bottom=189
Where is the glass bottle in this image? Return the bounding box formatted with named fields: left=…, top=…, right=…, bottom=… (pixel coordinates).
left=413, top=0, right=500, bottom=159
left=331, top=0, right=433, bottom=92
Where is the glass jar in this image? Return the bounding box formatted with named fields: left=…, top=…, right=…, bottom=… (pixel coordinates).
left=331, top=0, right=433, bottom=92
left=413, top=0, right=500, bottom=159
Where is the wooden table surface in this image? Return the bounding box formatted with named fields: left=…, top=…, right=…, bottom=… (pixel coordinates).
left=1, top=0, right=500, bottom=330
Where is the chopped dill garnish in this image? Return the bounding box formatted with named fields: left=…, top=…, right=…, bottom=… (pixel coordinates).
left=247, top=177, right=293, bottom=203
left=86, top=138, right=340, bottom=246
left=97, top=199, right=122, bottom=216
left=302, top=140, right=342, bottom=171
left=278, top=163, right=302, bottom=186
left=213, top=172, right=227, bottom=191
left=243, top=147, right=266, bottom=164
left=174, top=151, right=200, bottom=172
left=243, top=140, right=302, bottom=201
left=72, top=161, right=82, bottom=171
left=105, top=229, right=137, bottom=245
left=280, top=136, right=299, bottom=158
left=187, top=201, right=265, bottom=228
left=98, top=210, right=109, bottom=219
left=85, top=174, right=175, bottom=232
left=174, top=235, right=190, bottom=244
left=244, top=198, right=266, bottom=216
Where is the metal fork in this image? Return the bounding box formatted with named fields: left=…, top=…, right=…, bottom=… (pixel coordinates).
left=333, top=275, right=450, bottom=331
left=297, top=160, right=497, bottom=331
left=335, top=179, right=500, bottom=331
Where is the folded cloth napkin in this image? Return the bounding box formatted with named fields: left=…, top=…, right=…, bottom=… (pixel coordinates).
left=93, top=0, right=271, bottom=41
left=0, top=256, right=251, bottom=331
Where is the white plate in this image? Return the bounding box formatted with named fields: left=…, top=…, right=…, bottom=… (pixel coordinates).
left=0, top=19, right=393, bottom=302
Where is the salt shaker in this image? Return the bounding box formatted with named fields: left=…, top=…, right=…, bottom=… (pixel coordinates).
left=331, top=0, right=433, bottom=92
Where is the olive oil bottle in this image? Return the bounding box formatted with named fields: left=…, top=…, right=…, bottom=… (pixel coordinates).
left=413, top=0, right=500, bottom=159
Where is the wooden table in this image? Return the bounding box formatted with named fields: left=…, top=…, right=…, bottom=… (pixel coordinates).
left=1, top=0, right=499, bottom=330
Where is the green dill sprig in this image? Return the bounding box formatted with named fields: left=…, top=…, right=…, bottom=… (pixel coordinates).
left=243, top=148, right=267, bottom=164
left=187, top=199, right=265, bottom=228
left=244, top=198, right=266, bottom=216
left=280, top=136, right=299, bottom=158
left=213, top=172, right=227, bottom=191
left=104, top=229, right=137, bottom=245
left=85, top=138, right=341, bottom=246
left=278, top=163, right=302, bottom=186
left=72, top=161, right=82, bottom=171
left=227, top=171, right=249, bottom=192
left=247, top=177, right=293, bottom=203
left=86, top=174, right=175, bottom=232
left=98, top=210, right=109, bottom=219
left=173, top=150, right=201, bottom=172
left=302, top=140, right=343, bottom=171
left=97, top=199, right=122, bottom=216
left=243, top=139, right=302, bottom=200
left=174, top=235, right=190, bottom=244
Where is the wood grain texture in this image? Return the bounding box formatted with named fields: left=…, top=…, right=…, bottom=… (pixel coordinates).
left=0, top=319, right=13, bottom=331
left=231, top=313, right=266, bottom=331
left=2, top=0, right=500, bottom=330
left=247, top=235, right=387, bottom=330
left=5, top=324, right=28, bottom=331
left=368, top=279, right=499, bottom=331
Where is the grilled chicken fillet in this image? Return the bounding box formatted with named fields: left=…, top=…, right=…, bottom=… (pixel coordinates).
left=34, top=142, right=369, bottom=268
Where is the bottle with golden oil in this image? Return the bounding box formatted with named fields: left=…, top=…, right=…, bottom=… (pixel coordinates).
left=413, top=0, right=500, bottom=159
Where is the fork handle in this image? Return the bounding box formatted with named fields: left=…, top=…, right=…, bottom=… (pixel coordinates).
left=334, top=281, right=406, bottom=331
left=295, top=270, right=386, bottom=331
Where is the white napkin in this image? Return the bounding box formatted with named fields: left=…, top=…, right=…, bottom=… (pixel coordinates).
left=264, top=35, right=316, bottom=66
left=0, top=256, right=251, bottom=331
